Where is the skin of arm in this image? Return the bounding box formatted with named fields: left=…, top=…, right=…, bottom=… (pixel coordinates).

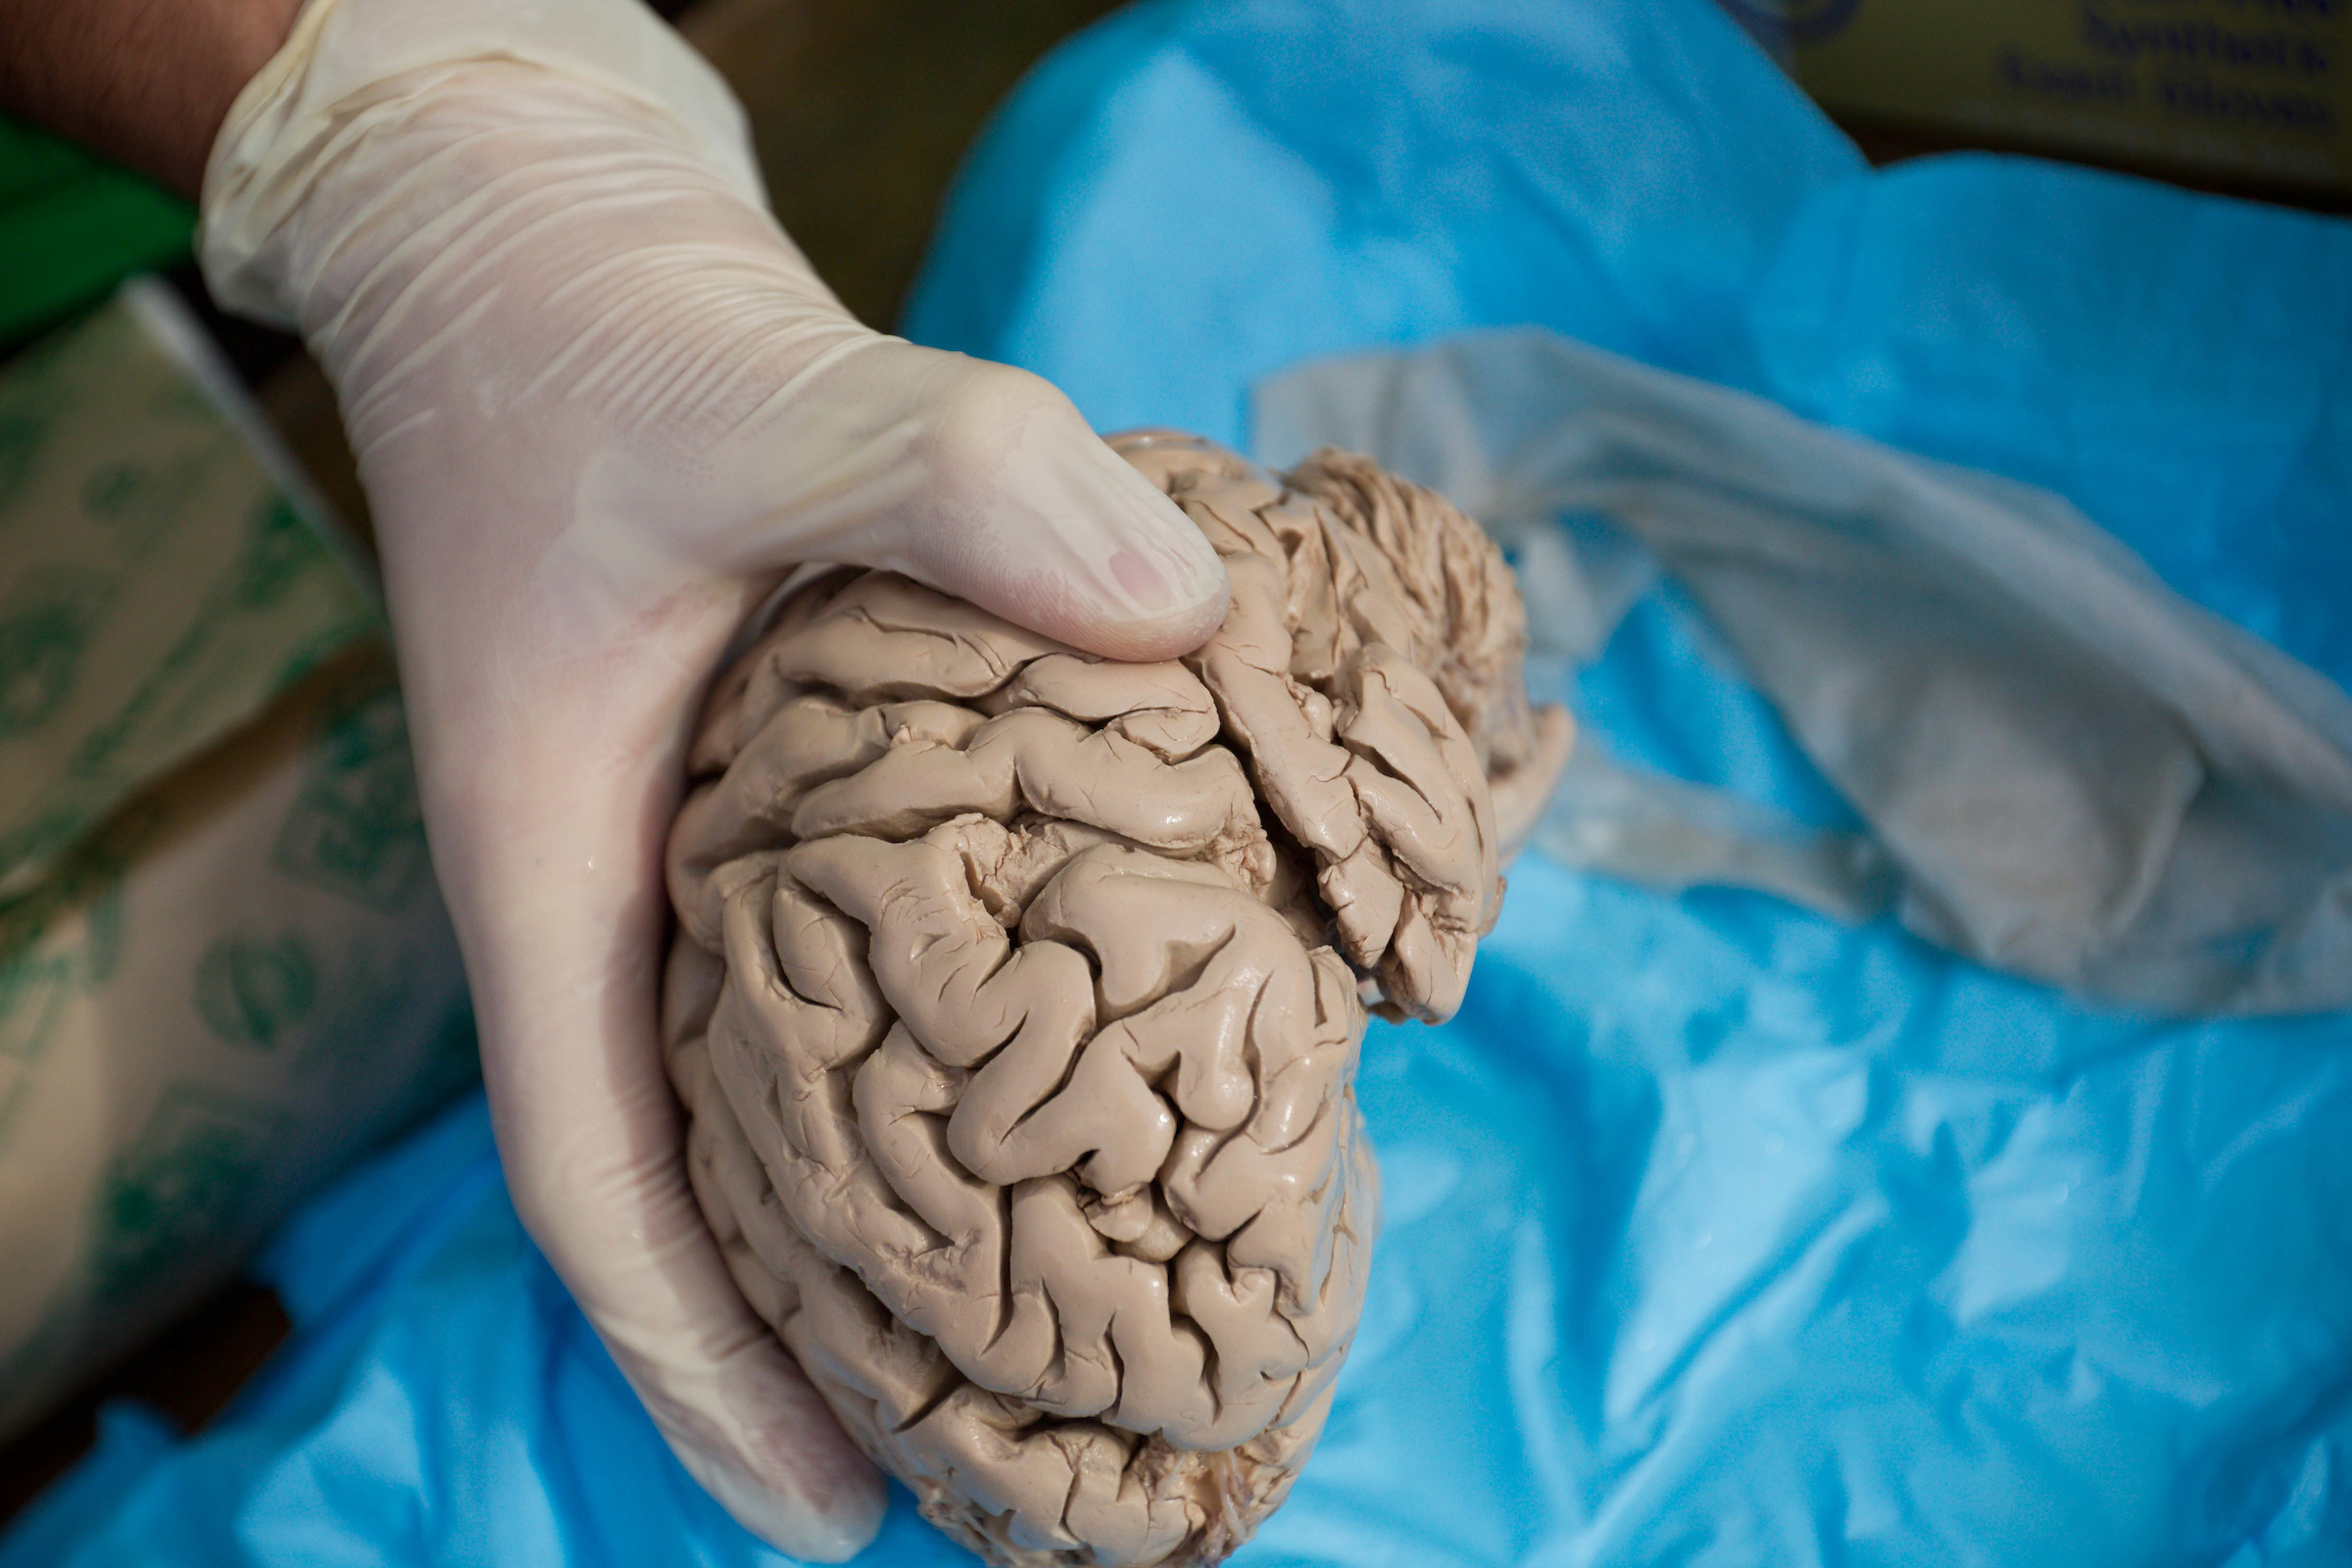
left=0, top=0, right=302, bottom=196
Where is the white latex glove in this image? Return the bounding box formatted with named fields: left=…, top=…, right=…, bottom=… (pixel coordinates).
left=199, top=0, right=1230, bottom=1555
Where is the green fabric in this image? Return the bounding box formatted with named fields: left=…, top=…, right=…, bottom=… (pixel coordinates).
left=0, top=117, right=195, bottom=345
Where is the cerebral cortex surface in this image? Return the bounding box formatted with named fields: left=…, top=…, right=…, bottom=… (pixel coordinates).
left=663, top=433, right=1573, bottom=1566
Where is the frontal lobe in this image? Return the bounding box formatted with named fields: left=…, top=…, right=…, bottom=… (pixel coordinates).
left=662, top=437, right=1569, bottom=1566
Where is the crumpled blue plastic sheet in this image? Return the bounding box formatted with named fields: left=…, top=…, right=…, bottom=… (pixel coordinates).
left=10, top=0, right=2352, bottom=1563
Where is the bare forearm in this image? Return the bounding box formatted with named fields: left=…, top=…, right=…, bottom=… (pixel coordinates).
left=0, top=0, right=301, bottom=197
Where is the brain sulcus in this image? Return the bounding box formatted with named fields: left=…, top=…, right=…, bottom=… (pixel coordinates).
left=662, top=431, right=1573, bottom=1566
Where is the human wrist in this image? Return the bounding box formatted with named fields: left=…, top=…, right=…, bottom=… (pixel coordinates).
left=0, top=0, right=303, bottom=197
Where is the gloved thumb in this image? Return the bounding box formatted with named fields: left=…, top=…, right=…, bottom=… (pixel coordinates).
left=689, top=339, right=1232, bottom=662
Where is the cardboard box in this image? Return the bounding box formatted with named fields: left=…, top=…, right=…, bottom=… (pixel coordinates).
left=1731, top=0, right=2352, bottom=201
left=0, top=282, right=471, bottom=1435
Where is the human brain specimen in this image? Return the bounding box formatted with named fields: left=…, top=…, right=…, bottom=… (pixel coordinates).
left=662, top=432, right=1572, bottom=1566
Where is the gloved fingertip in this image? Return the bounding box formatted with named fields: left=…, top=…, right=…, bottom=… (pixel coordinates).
left=1063, top=577, right=1232, bottom=662
left=1112, top=522, right=1230, bottom=611
left=984, top=565, right=1230, bottom=663
left=637, top=1336, right=890, bottom=1562
left=678, top=1437, right=888, bottom=1561
left=1042, top=483, right=1233, bottom=661
left=843, top=350, right=1237, bottom=660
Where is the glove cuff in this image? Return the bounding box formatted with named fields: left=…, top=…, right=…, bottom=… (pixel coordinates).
left=198, top=0, right=767, bottom=329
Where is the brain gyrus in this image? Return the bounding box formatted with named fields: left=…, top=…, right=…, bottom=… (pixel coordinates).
left=662, top=433, right=1572, bottom=1566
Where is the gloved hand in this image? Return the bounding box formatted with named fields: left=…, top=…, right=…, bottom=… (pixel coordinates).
left=199, top=0, right=1230, bottom=1555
